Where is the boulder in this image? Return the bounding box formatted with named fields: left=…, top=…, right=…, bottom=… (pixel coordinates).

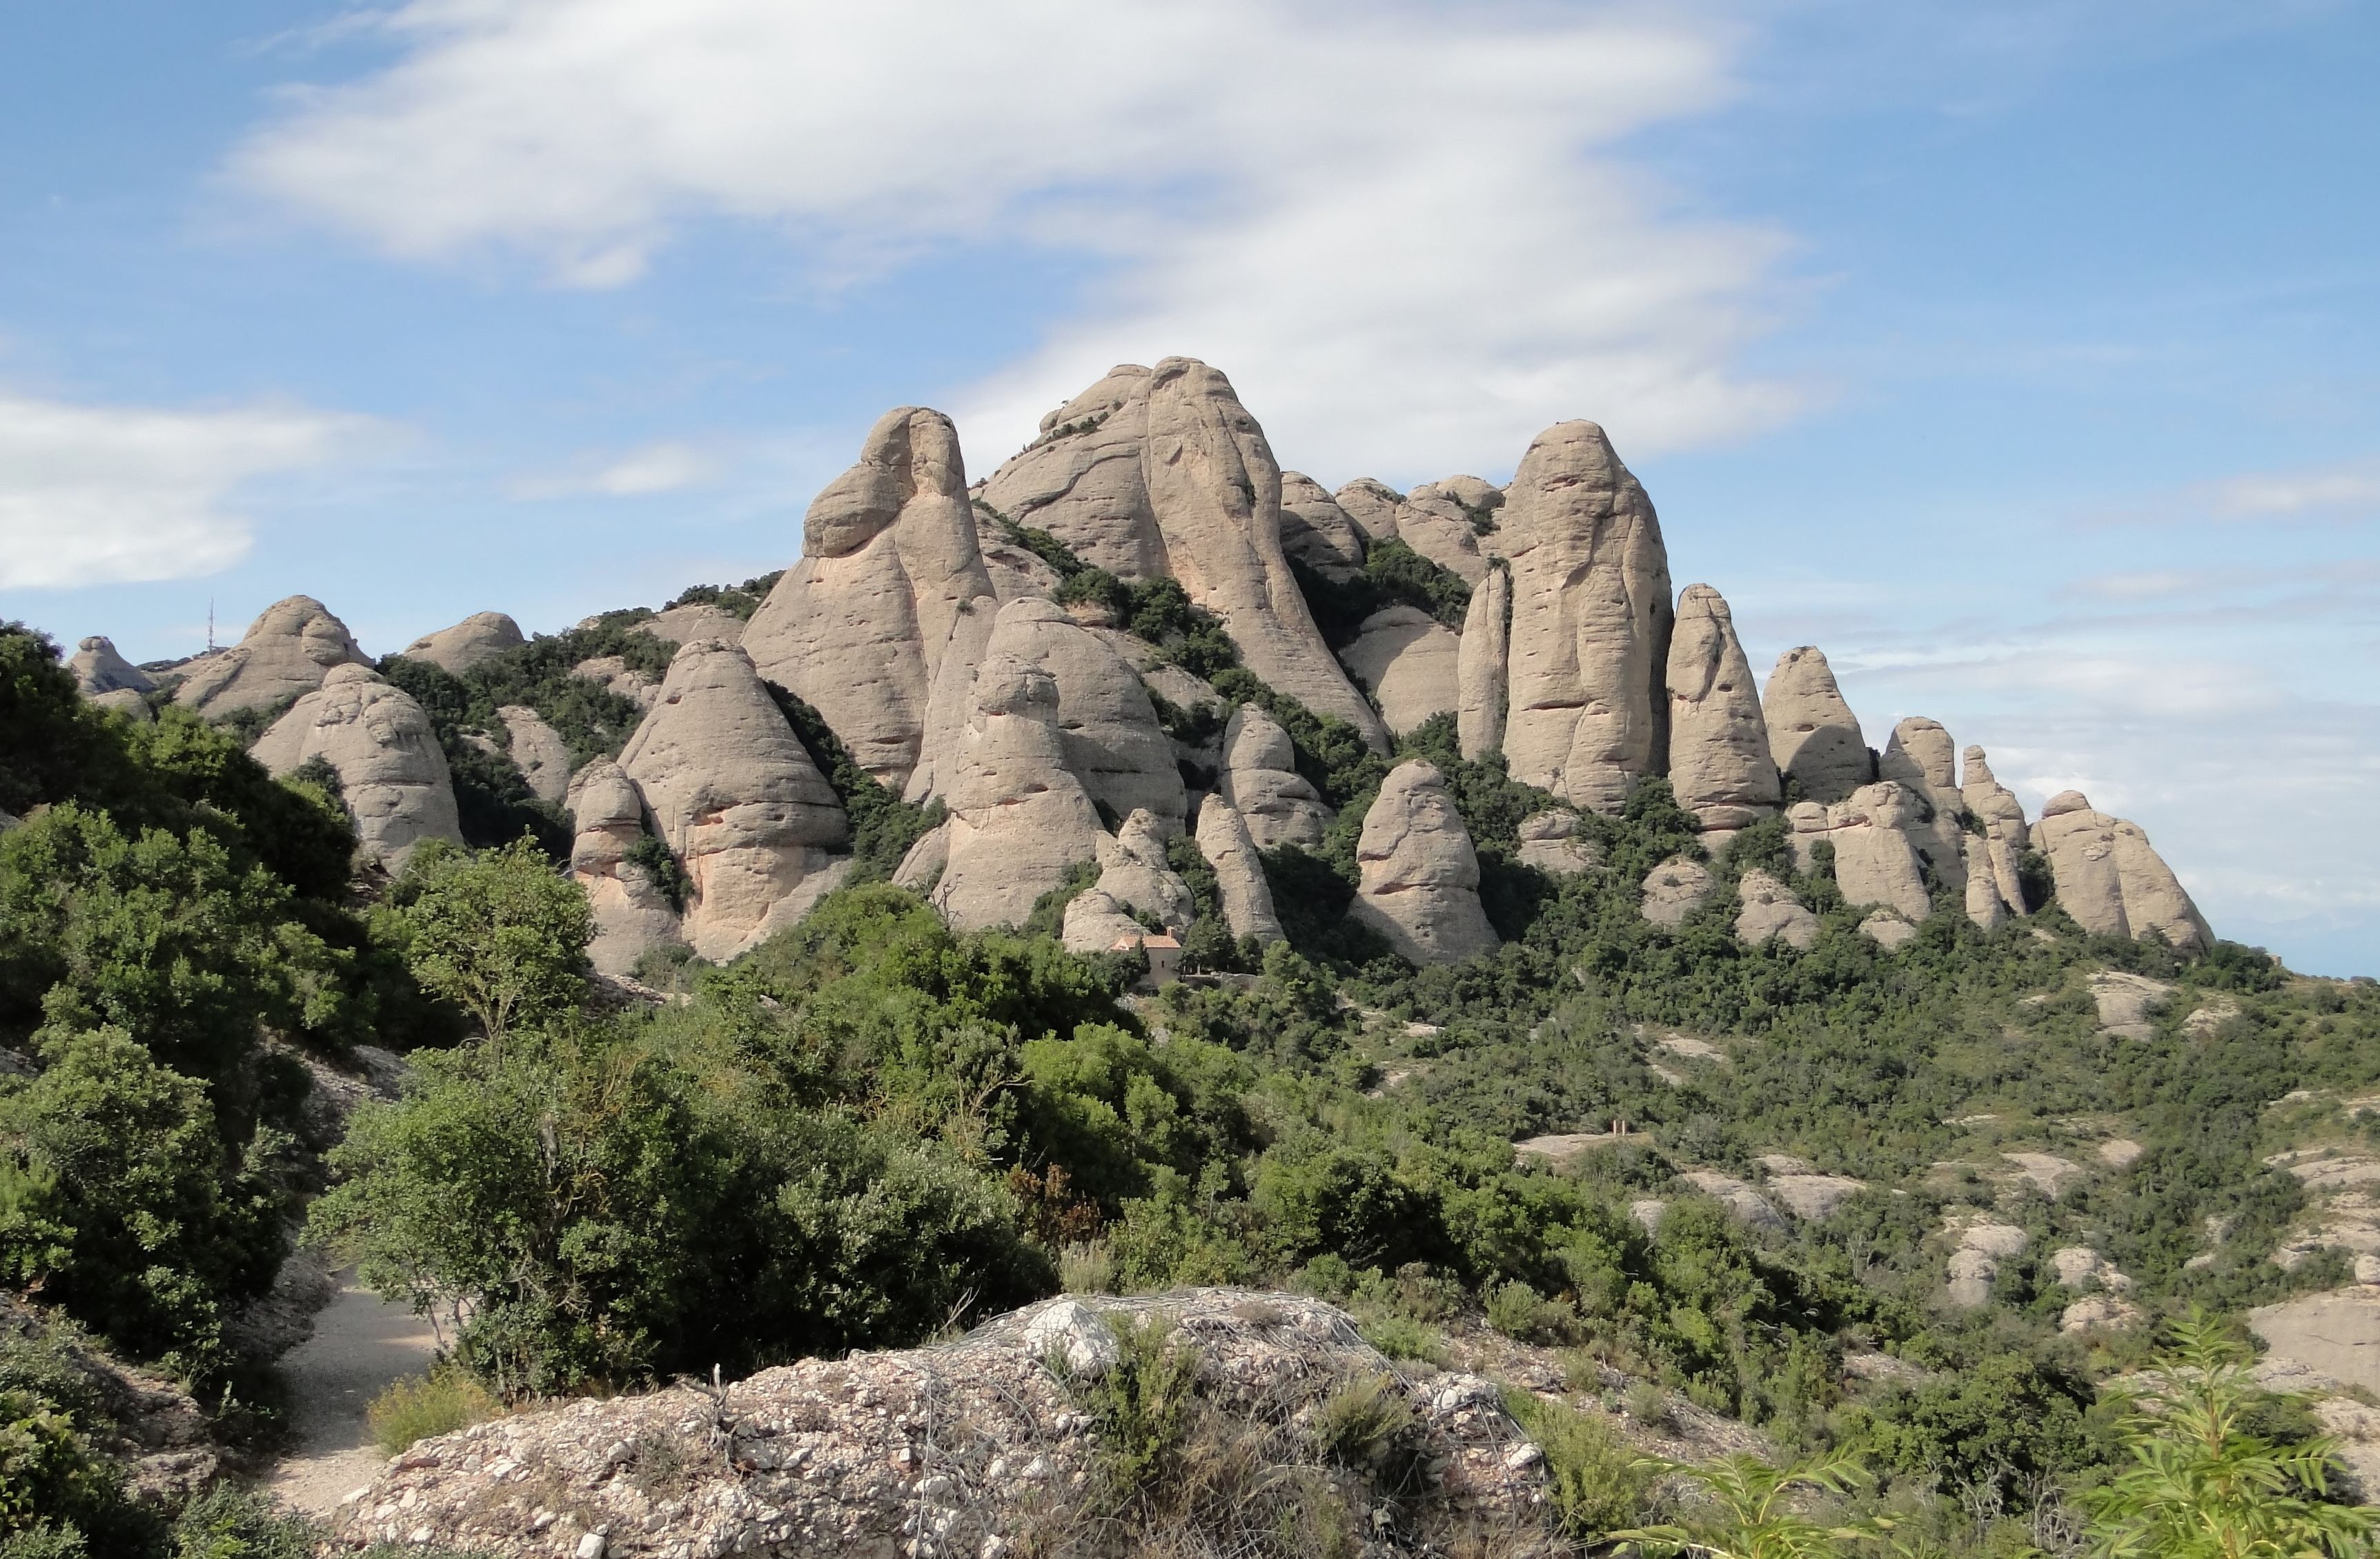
left=639, top=602, right=747, bottom=647
left=400, top=611, right=524, bottom=674
left=1277, top=471, right=1367, bottom=581
left=1640, top=856, right=1713, bottom=927
left=1960, top=745, right=2032, bottom=914
left=1735, top=869, right=1818, bottom=950
left=1061, top=888, right=1150, bottom=956
left=1681, top=1170, right=1787, bottom=1231
left=2032, top=792, right=2212, bottom=950
left=1218, top=704, right=1331, bottom=849
left=1390, top=482, right=1491, bottom=582
left=1332, top=478, right=1405, bottom=546
left=926, top=651, right=1109, bottom=930
left=1761, top=647, right=1871, bottom=805
left=1337, top=605, right=1460, bottom=736
left=1348, top=761, right=1498, bottom=965
left=972, top=498, right=1066, bottom=603
left=250, top=664, right=462, bottom=868
left=977, top=598, right=1184, bottom=831
left=573, top=655, right=660, bottom=712
left=497, top=705, right=572, bottom=805
left=1964, top=838, right=2010, bottom=931
left=563, top=758, right=684, bottom=975
left=1860, top=912, right=1918, bottom=950
left=1093, top=809, right=1196, bottom=931
left=89, top=689, right=153, bottom=722
left=68, top=636, right=153, bottom=696
left=175, top=596, right=371, bottom=716
left=1194, top=795, right=1285, bottom=944
left=1793, top=783, right=1933, bottom=921
left=1455, top=563, right=1510, bottom=759
left=1664, top=585, right=1778, bottom=834
left=1947, top=1221, right=2029, bottom=1308
left=1879, top=717, right=1967, bottom=893
left=744, top=406, right=999, bottom=793
left=1515, top=810, right=1602, bottom=876
left=617, top=640, right=852, bottom=961
left=1499, top=421, right=1674, bottom=812
left=1424, top=474, right=1505, bottom=520
left=983, top=360, right=1386, bottom=747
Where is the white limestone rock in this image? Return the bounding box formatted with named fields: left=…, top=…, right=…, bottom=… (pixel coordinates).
left=1348, top=761, right=1498, bottom=965
left=1762, top=647, right=1871, bottom=805
left=401, top=611, right=524, bottom=674
left=175, top=596, right=371, bottom=716
left=927, top=652, right=1109, bottom=930
left=88, top=689, right=153, bottom=721
left=639, top=602, right=747, bottom=647
left=1277, top=471, right=1367, bottom=582
left=1681, top=1171, right=1787, bottom=1232
left=1338, top=605, right=1460, bottom=737
left=982, top=598, right=1185, bottom=831
left=1735, top=869, right=1818, bottom=951
left=1093, top=809, right=1196, bottom=931
left=250, top=664, right=462, bottom=869
left=1499, top=422, right=1673, bottom=813
left=1879, top=717, right=1967, bottom=894
left=1665, top=585, right=1778, bottom=835
left=564, top=758, right=685, bottom=976
left=1219, top=704, right=1331, bottom=849
left=68, top=636, right=153, bottom=696
left=1640, top=856, right=1714, bottom=927
left=618, top=640, right=852, bottom=961
left=2032, top=792, right=2212, bottom=950
left=1194, top=796, right=1284, bottom=944
left=1455, top=564, right=1509, bottom=760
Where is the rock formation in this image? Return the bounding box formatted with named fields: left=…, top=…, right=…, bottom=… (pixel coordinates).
left=1332, top=478, right=1491, bottom=582
left=250, top=664, right=462, bottom=868
left=1640, top=856, right=1714, bottom=927
left=639, top=602, right=746, bottom=647
left=175, top=596, right=370, bottom=716
left=1337, top=605, right=1460, bottom=736
left=984, top=360, right=1387, bottom=747
left=978, top=598, right=1184, bottom=831
left=2032, top=792, right=2212, bottom=950
left=1735, top=869, right=1818, bottom=950
left=1277, top=471, right=1366, bottom=581
left=497, top=705, right=571, bottom=805
left=1061, top=888, right=1150, bottom=956
left=1664, top=585, right=1778, bottom=839
left=1194, top=796, right=1285, bottom=944
left=572, top=656, right=659, bottom=712
left=564, top=758, right=682, bottom=975
left=1960, top=745, right=2031, bottom=914
left=1091, top=809, right=1196, bottom=931
left=1789, top=785, right=1933, bottom=923
left=1515, top=810, right=1602, bottom=876
left=1860, top=911, right=1919, bottom=950
left=744, top=407, right=998, bottom=793
left=617, top=640, right=852, bottom=961
left=68, top=636, right=153, bottom=696
left=1348, top=761, right=1498, bottom=964
left=1879, top=717, right=1967, bottom=894
left=1964, top=839, right=2009, bottom=931
left=1762, top=647, right=1871, bottom=805
left=1499, top=421, right=1674, bottom=812
left=1455, top=563, right=1509, bottom=759
left=400, top=611, right=524, bottom=674
left=972, top=502, right=1066, bottom=604
left=1218, top=704, right=1331, bottom=849
left=921, top=651, right=1108, bottom=930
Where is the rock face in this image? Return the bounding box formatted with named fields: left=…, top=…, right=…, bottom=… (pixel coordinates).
left=1218, top=704, right=1331, bottom=849
left=617, top=640, right=852, bottom=961
left=250, top=665, right=462, bottom=868
left=1789, top=785, right=1933, bottom=922
left=564, top=759, right=682, bottom=975
left=175, top=596, right=371, bottom=716
left=1277, top=471, right=1367, bottom=581
left=640, top=602, right=746, bottom=647
left=400, top=611, right=524, bottom=674
left=1499, top=421, right=1674, bottom=813
left=2032, top=792, right=2212, bottom=950
left=1337, top=605, right=1460, bottom=736
left=324, top=1291, right=1551, bottom=1559
left=573, top=656, right=660, bottom=712
left=1964, top=839, right=2009, bottom=931
left=983, top=359, right=1386, bottom=747
left=1335, top=478, right=1491, bottom=582
left=1092, top=810, right=1196, bottom=931
left=1516, top=810, right=1602, bottom=876
left=1960, top=745, right=2031, bottom=918
left=497, top=705, right=572, bottom=805
left=69, top=636, right=153, bottom=696
left=1348, top=761, right=1497, bottom=965
left=1762, top=647, right=1871, bottom=805
left=1879, top=717, right=1967, bottom=894
left=972, top=500, right=1065, bottom=604
left=1640, top=856, right=1714, bottom=927
left=979, top=598, right=1184, bottom=831
left=1735, top=869, right=1818, bottom=950
left=1664, top=585, right=1778, bottom=836
left=925, top=651, right=1108, bottom=930
left=744, top=407, right=998, bottom=793
left=1060, top=888, right=1149, bottom=956
left=1455, top=564, right=1510, bottom=759
left=1194, top=796, right=1285, bottom=943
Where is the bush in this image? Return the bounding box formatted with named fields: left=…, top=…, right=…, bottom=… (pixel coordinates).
left=384, top=839, right=592, bottom=1047
left=367, top=1368, right=500, bottom=1455
left=1503, top=1390, right=1656, bottom=1537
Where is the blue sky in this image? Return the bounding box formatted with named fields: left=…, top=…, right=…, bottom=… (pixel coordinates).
left=2, top=2, right=2374, bottom=974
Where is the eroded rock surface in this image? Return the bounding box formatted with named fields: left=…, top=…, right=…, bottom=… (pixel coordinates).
left=1194, top=796, right=1285, bottom=944
left=401, top=611, right=524, bottom=674
left=1665, top=585, right=1778, bottom=836
left=925, top=652, right=1108, bottom=930
left=175, top=596, right=371, bottom=716
left=1878, top=717, right=1967, bottom=894
left=564, top=759, right=683, bottom=975
left=1516, top=810, right=1602, bottom=876
left=1456, top=563, right=1510, bottom=759
left=640, top=602, right=747, bottom=647
left=1762, top=647, right=1871, bottom=805
left=1277, top=471, right=1367, bottom=581
left=1735, top=869, right=1818, bottom=950
left=252, top=665, right=462, bottom=868
left=1960, top=745, right=2031, bottom=918
left=1339, top=605, right=1460, bottom=736
left=1092, top=809, right=1196, bottom=931
left=1219, top=704, right=1331, bottom=849
left=1349, top=761, right=1498, bottom=965
left=1789, top=785, right=1934, bottom=922
left=2032, top=792, right=2212, bottom=950
left=988, top=598, right=1184, bottom=830
left=498, top=705, right=572, bottom=805
left=70, top=635, right=153, bottom=696
left=1640, top=856, right=1713, bottom=928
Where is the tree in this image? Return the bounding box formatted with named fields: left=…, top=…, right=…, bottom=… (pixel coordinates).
left=390, top=839, right=593, bottom=1049
left=2079, top=1310, right=2377, bottom=1559
left=1616, top=1449, right=1878, bottom=1559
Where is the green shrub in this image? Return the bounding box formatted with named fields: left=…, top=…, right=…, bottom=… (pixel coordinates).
left=762, top=683, right=943, bottom=883
left=0, top=1389, right=116, bottom=1545
left=163, top=1484, right=320, bottom=1559
left=1075, top=1315, right=1201, bottom=1496
left=384, top=839, right=592, bottom=1048
left=366, top=1368, right=500, bottom=1455
left=665, top=573, right=783, bottom=620
left=1502, top=1390, right=1656, bottom=1538
left=1312, top=1370, right=1420, bottom=1480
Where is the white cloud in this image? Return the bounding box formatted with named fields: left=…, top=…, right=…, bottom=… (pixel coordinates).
left=2205, top=462, right=2380, bottom=519
left=0, top=393, right=382, bottom=590
left=230, top=0, right=1801, bottom=474
left=511, top=440, right=718, bottom=500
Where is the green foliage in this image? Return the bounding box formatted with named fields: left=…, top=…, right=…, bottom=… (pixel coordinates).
left=1075, top=1314, right=1201, bottom=1496
left=1290, top=540, right=1473, bottom=649
left=978, top=499, right=1091, bottom=580
left=373, top=657, right=573, bottom=858
left=621, top=834, right=689, bottom=912
left=161, top=1485, right=319, bottom=1559
left=366, top=1367, right=499, bottom=1455
left=1052, top=566, right=1130, bottom=622
left=761, top=683, right=942, bottom=883
left=382, top=839, right=591, bottom=1047
left=0, top=1389, right=115, bottom=1547
left=379, top=611, right=673, bottom=778
left=1504, top=1389, right=1657, bottom=1538
left=665, top=572, right=784, bottom=620
left=1617, top=1448, right=1878, bottom=1559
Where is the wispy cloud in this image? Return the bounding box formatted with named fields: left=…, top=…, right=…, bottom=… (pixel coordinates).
left=0, top=393, right=386, bottom=589
left=509, top=440, right=718, bottom=500
left=2205, top=463, right=2380, bottom=519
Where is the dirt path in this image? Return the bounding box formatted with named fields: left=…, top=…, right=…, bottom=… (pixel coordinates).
left=268, top=1271, right=440, bottom=1516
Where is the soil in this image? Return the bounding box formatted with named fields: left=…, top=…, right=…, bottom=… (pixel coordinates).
left=266, top=1271, right=441, bottom=1516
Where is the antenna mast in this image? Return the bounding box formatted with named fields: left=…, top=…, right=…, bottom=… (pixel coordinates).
left=207, top=598, right=216, bottom=653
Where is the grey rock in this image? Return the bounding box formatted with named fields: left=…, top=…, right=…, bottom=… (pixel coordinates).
left=1194, top=795, right=1284, bottom=944
left=2032, top=792, right=2212, bottom=950
left=1219, top=704, right=1331, bottom=849
left=1640, top=856, right=1713, bottom=927
left=175, top=596, right=371, bottom=716
left=1762, top=647, right=1871, bottom=805
left=1665, top=585, right=1778, bottom=834
left=68, top=636, right=153, bottom=696
left=251, top=665, right=462, bottom=869
left=1348, top=761, right=1498, bottom=965
left=401, top=611, right=524, bottom=674
left=1337, top=605, right=1460, bottom=737
left=1455, top=563, right=1510, bottom=759
left=1515, top=810, right=1603, bottom=876
left=1735, top=868, right=1818, bottom=950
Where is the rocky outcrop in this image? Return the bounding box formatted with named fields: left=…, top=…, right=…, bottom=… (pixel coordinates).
left=250, top=665, right=462, bottom=868
left=1337, top=605, right=1460, bottom=736
left=1879, top=717, right=1967, bottom=894
left=1789, top=784, right=1933, bottom=922
left=640, top=602, right=746, bottom=647
left=2032, top=792, right=2212, bottom=950
left=1348, top=761, right=1497, bottom=965
left=1964, top=838, right=2009, bottom=931
left=980, top=598, right=1184, bottom=831
left=1664, top=585, right=1778, bottom=838
left=1092, top=809, right=1196, bottom=931
left=573, top=656, right=660, bottom=712
left=1515, top=810, right=1602, bottom=876
left=1860, top=912, right=1918, bottom=950
left=324, top=1291, right=1551, bottom=1559
left=1762, top=647, right=1871, bottom=805
left=69, top=636, right=153, bottom=696
left=617, top=640, right=852, bottom=961
left=1947, top=1222, right=2029, bottom=1308
left=1735, top=869, right=1818, bottom=950
left=1218, top=704, right=1330, bottom=849
left=1499, top=421, right=1673, bottom=812
left=1455, top=564, right=1509, bottom=759
left=1061, top=888, right=1150, bottom=956
left=983, top=360, right=1386, bottom=747
left=1194, top=796, right=1285, bottom=944
left=1334, top=478, right=1491, bottom=582
left=1277, top=472, right=1366, bottom=581
left=175, top=596, right=370, bottom=716
left=400, top=611, right=524, bottom=674
left=498, top=705, right=572, bottom=805
left=1960, top=745, right=2031, bottom=916
left=564, top=758, right=682, bottom=975
left=923, top=651, right=1108, bottom=930
left=744, top=407, right=998, bottom=793
left=1640, top=856, right=1714, bottom=927
left=1332, top=478, right=1404, bottom=547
